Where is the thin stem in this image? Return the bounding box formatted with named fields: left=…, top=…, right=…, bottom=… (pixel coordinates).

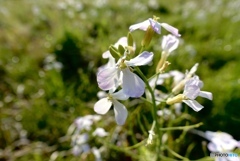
left=159, top=122, right=203, bottom=131
left=164, top=145, right=190, bottom=161
left=139, top=46, right=144, bottom=54
left=135, top=66, right=162, bottom=160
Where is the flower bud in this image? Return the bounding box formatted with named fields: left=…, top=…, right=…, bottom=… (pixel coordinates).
left=166, top=94, right=186, bottom=105
left=141, top=26, right=154, bottom=47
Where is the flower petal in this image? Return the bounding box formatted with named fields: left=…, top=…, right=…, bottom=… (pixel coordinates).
left=114, top=37, right=128, bottom=48
left=188, top=63, right=199, bottom=75
left=207, top=142, right=218, bottom=152
left=112, top=89, right=129, bottom=100
left=199, top=91, right=213, bottom=100
left=129, top=19, right=150, bottom=32
left=113, top=100, right=128, bottom=125
left=125, top=51, right=153, bottom=66
left=94, top=98, right=112, bottom=114
left=97, top=67, right=119, bottom=90
left=122, top=68, right=145, bottom=97
left=161, top=34, right=179, bottom=53
left=183, top=85, right=200, bottom=100
left=149, top=18, right=161, bottom=34
left=161, top=23, right=181, bottom=37
left=183, top=100, right=204, bottom=112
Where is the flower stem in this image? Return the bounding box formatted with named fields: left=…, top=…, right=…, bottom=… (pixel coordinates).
left=135, top=66, right=162, bottom=160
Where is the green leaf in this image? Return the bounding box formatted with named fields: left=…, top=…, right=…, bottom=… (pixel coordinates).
left=109, top=45, right=121, bottom=58
left=127, top=32, right=134, bottom=47
left=118, top=44, right=125, bottom=55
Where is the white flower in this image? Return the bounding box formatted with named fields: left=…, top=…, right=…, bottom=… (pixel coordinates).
left=72, top=133, right=91, bottom=156
left=182, top=76, right=212, bottom=111
left=92, top=128, right=108, bottom=137
left=129, top=18, right=181, bottom=37
left=146, top=130, right=155, bottom=145
left=92, top=147, right=102, bottom=161
left=74, top=115, right=102, bottom=132
left=97, top=51, right=153, bottom=97
left=94, top=90, right=129, bottom=125
left=191, top=130, right=240, bottom=161
left=205, top=131, right=240, bottom=152
left=98, top=37, right=129, bottom=73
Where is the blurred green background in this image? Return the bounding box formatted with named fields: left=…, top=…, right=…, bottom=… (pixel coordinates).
left=0, top=0, right=240, bottom=160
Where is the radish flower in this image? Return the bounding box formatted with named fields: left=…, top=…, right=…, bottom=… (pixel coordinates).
left=97, top=51, right=153, bottom=97
left=94, top=90, right=129, bottom=125
left=129, top=18, right=181, bottom=37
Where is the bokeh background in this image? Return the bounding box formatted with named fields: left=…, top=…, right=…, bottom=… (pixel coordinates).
left=0, top=0, right=240, bottom=160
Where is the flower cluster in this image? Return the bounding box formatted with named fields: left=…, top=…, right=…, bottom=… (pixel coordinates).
left=94, top=16, right=213, bottom=127
left=67, top=115, right=108, bottom=160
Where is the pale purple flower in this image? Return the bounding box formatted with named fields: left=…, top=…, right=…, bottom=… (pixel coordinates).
left=129, top=18, right=181, bottom=37
left=97, top=51, right=153, bottom=97
left=205, top=131, right=240, bottom=152
left=161, top=34, right=180, bottom=53
left=72, top=133, right=90, bottom=156
left=94, top=90, right=129, bottom=125
left=182, top=76, right=212, bottom=111
left=74, top=115, right=101, bottom=132
left=191, top=130, right=240, bottom=161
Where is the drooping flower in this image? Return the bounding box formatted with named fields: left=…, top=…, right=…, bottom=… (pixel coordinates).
left=94, top=90, right=129, bottom=125
left=97, top=51, right=153, bottom=97
left=129, top=18, right=181, bottom=37
left=166, top=76, right=212, bottom=112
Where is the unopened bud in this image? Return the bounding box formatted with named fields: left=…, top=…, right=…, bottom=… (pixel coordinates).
left=141, top=26, right=154, bottom=47
left=166, top=94, right=186, bottom=105
left=156, top=51, right=168, bottom=73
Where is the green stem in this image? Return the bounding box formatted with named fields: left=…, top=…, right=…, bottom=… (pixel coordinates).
left=164, top=145, right=190, bottom=161
left=135, top=66, right=162, bottom=160
left=139, top=46, right=144, bottom=54
left=159, top=122, right=203, bottom=131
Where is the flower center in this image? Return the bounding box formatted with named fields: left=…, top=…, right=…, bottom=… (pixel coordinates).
left=107, top=94, right=113, bottom=102
left=118, top=59, right=127, bottom=69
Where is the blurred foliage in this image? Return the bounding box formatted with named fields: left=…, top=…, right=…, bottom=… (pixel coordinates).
left=0, top=0, right=240, bottom=160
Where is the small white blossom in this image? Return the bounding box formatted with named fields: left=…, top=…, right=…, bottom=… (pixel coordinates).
left=146, top=130, right=155, bottom=145
left=94, top=90, right=129, bottom=125
left=93, top=128, right=109, bottom=137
